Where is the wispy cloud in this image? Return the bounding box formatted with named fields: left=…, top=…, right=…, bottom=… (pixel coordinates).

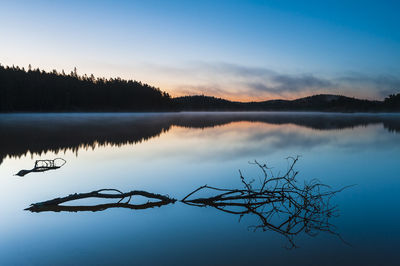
left=337, top=73, right=400, bottom=98
left=271, top=74, right=335, bottom=92
left=128, top=61, right=400, bottom=100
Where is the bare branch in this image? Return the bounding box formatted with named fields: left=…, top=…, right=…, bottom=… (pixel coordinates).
left=25, top=189, right=176, bottom=213
left=15, top=158, right=66, bottom=177
left=181, top=157, right=351, bottom=249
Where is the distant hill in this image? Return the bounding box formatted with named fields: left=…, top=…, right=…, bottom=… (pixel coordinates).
left=173, top=95, right=242, bottom=110
left=174, top=94, right=393, bottom=112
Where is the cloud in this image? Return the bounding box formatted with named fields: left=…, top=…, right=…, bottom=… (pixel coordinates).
left=199, top=62, right=274, bottom=78
left=337, top=73, right=400, bottom=98
left=272, top=74, right=335, bottom=92
left=244, top=74, right=335, bottom=99
left=155, top=62, right=336, bottom=99
left=132, top=61, right=400, bottom=100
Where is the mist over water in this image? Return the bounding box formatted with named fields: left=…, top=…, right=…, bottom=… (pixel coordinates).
left=1, top=112, right=400, bottom=265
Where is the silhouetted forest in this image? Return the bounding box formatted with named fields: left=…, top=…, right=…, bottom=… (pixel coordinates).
left=384, top=93, right=400, bottom=111
left=0, top=63, right=399, bottom=112
left=0, top=64, right=172, bottom=111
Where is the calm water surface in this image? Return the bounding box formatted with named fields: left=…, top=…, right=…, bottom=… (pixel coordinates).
left=0, top=112, right=399, bottom=265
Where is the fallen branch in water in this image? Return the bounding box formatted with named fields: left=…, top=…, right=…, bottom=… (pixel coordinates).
left=15, top=158, right=66, bottom=177
left=25, top=189, right=176, bottom=213
left=181, top=156, right=352, bottom=248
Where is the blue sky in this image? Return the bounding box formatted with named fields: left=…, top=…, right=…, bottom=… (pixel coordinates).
left=1, top=0, right=399, bottom=100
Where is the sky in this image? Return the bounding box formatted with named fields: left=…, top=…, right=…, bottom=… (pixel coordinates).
left=1, top=0, right=399, bottom=101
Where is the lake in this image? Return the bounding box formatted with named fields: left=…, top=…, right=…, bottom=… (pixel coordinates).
left=0, top=112, right=399, bottom=266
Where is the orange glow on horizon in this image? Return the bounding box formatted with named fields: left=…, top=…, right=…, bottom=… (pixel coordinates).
left=168, top=89, right=378, bottom=102
left=168, top=91, right=288, bottom=102
left=168, top=91, right=314, bottom=102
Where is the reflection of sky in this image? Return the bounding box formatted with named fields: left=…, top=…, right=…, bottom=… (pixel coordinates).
left=1, top=120, right=400, bottom=265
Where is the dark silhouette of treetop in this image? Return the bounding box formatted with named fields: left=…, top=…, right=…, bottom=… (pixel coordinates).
left=0, top=64, right=172, bottom=112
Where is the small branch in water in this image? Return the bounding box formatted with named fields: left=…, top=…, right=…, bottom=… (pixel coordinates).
left=15, top=158, right=66, bottom=177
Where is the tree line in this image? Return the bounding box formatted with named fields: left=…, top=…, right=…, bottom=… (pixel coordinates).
left=0, top=64, right=173, bottom=112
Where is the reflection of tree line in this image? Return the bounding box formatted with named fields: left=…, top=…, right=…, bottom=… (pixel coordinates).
left=1, top=113, right=400, bottom=164
left=0, top=115, right=172, bottom=164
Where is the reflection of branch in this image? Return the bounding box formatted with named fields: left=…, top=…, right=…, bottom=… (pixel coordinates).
left=15, top=158, right=66, bottom=177
left=25, top=189, right=176, bottom=213
left=182, top=156, right=351, bottom=249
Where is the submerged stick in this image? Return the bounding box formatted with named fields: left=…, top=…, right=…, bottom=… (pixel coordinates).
left=15, top=158, right=66, bottom=177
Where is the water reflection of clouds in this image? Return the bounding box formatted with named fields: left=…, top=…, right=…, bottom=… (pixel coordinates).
left=153, top=122, right=400, bottom=162
left=4, top=121, right=398, bottom=166
left=1, top=113, right=400, bottom=164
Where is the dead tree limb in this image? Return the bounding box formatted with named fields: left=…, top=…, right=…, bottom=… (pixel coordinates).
left=25, top=189, right=176, bottom=213
left=181, top=156, right=352, bottom=248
